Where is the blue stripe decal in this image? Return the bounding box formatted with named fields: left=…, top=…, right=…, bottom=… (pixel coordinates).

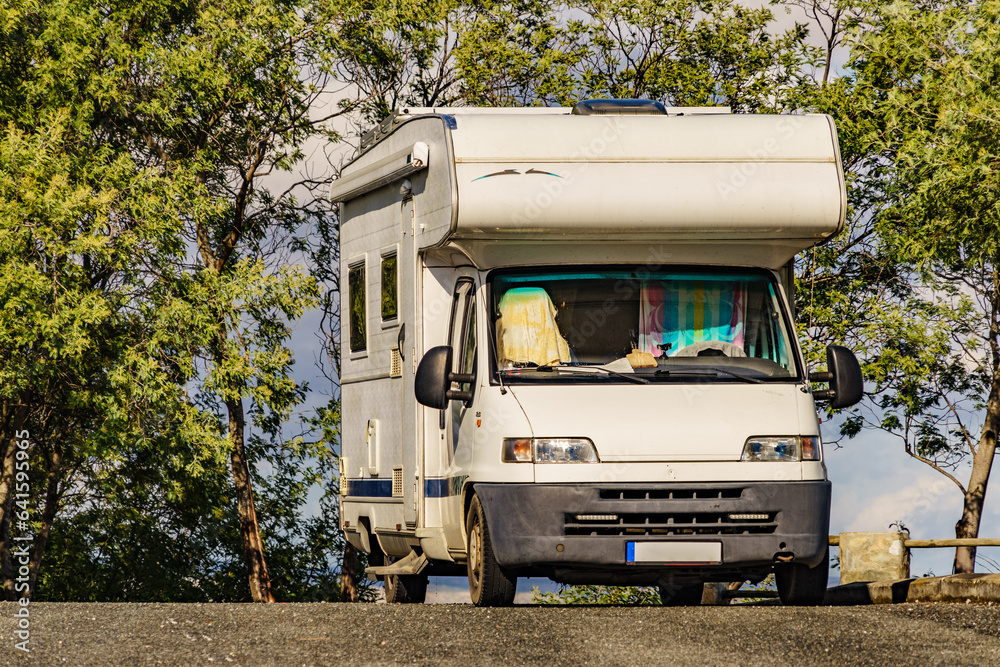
left=626, top=542, right=636, bottom=564
left=345, top=476, right=465, bottom=498
left=424, top=475, right=466, bottom=498
left=345, top=479, right=393, bottom=498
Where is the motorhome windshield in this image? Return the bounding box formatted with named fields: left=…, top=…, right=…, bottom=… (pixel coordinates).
left=490, top=268, right=799, bottom=383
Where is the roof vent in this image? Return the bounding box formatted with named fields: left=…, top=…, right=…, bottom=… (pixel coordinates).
left=572, top=99, right=668, bottom=116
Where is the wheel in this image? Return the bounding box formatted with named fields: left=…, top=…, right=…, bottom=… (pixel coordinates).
left=384, top=556, right=428, bottom=604
left=658, top=583, right=704, bottom=606
left=467, top=494, right=517, bottom=607
left=775, top=548, right=828, bottom=606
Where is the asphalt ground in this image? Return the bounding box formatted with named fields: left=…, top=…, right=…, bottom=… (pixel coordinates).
left=2, top=601, right=1000, bottom=666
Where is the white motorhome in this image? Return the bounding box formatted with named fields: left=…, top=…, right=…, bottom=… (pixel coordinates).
left=331, top=100, right=862, bottom=607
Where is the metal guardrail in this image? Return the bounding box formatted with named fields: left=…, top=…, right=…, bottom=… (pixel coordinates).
left=829, top=536, right=1000, bottom=548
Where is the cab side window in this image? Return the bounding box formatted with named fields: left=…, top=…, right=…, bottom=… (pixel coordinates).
left=460, top=298, right=476, bottom=378
left=444, top=280, right=476, bottom=428
left=449, top=281, right=476, bottom=372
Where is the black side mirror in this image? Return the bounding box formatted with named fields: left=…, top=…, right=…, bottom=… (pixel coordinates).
left=414, top=345, right=475, bottom=409
left=811, top=345, right=863, bottom=409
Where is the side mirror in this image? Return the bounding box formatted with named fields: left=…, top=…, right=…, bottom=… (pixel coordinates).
left=414, top=345, right=474, bottom=409
left=811, top=345, right=863, bottom=409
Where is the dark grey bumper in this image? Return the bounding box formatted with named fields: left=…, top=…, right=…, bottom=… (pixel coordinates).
left=474, top=481, right=830, bottom=582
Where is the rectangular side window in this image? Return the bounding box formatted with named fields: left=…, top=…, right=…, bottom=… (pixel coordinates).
left=349, top=263, right=366, bottom=352
left=381, top=254, right=397, bottom=321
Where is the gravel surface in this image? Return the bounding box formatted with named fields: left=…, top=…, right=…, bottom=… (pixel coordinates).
left=1, top=601, right=999, bottom=666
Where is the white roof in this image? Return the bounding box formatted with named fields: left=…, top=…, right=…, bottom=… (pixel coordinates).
left=332, top=109, right=846, bottom=268
left=446, top=113, right=844, bottom=243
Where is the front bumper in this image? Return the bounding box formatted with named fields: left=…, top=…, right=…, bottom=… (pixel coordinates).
left=475, top=481, right=830, bottom=583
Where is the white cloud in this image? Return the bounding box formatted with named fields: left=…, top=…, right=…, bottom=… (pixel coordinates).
left=842, top=474, right=961, bottom=534
left=825, top=424, right=1000, bottom=577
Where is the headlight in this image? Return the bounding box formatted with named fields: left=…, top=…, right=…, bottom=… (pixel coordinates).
left=742, top=436, right=821, bottom=462
left=502, top=438, right=600, bottom=463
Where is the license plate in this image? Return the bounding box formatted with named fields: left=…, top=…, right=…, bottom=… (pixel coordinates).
left=626, top=541, right=722, bottom=564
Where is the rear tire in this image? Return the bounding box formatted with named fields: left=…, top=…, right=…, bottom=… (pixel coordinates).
left=775, top=548, right=828, bottom=606
left=384, top=556, right=428, bottom=604
left=467, top=494, right=517, bottom=607
left=658, top=583, right=704, bottom=606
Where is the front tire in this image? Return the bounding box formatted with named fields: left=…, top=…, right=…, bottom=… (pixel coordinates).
left=467, top=494, right=517, bottom=607
left=775, top=548, right=828, bottom=606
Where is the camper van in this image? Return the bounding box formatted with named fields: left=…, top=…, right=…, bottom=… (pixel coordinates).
left=331, top=100, right=862, bottom=607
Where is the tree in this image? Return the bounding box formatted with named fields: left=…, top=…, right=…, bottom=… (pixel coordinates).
left=0, top=103, right=213, bottom=599
left=0, top=0, right=382, bottom=601
left=854, top=0, right=1000, bottom=573
left=567, top=0, right=820, bottom=112
left=811, top=0, right=1000, bottom=573
left=333, top=1, right=577, bottom=126
left=338, top=0, right=820, bottom=126
left=773, top=0, right=870, bottom=85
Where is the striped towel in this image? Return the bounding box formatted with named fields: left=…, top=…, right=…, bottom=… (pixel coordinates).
left=640, top=282, right=746, bottom=357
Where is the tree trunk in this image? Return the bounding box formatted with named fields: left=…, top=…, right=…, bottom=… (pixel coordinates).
left=28, top=443, right=63, bottom=597
left=953, top=382, right=1000, bottom=573
left=340, top=541, right=359, bottom=602
left=227, top=397, right=276, bottom=602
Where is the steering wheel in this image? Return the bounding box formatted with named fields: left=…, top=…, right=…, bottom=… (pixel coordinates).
left=672, top=341, right=746, bottom=358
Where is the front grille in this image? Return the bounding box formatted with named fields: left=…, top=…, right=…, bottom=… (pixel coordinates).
left=599, top=487, right=744, bottom=501
left=565, top=511, right=776, bottom=537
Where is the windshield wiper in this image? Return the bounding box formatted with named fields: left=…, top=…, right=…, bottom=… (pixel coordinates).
left=535, top=364, right=650, bottom=385
left=653, top=367, right=764, bottom=384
